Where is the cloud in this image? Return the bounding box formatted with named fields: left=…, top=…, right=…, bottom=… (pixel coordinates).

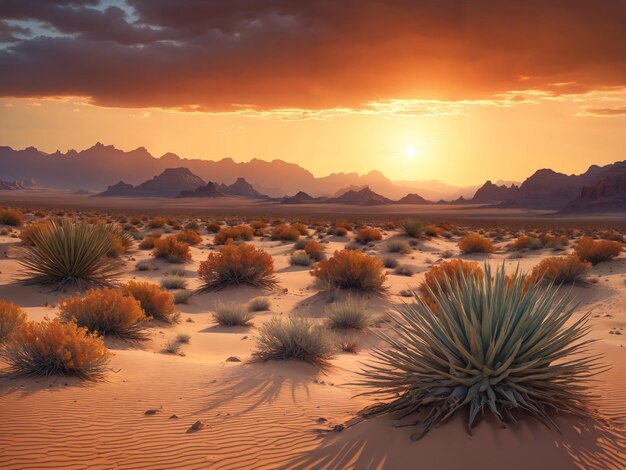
left=577, top=106, right=626, bottom=116
left=0, top=0, right=625, bottom=111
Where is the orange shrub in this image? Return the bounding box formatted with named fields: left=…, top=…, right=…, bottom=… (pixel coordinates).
left=59, top=288, right=149, bottom=341
left=418, top=260, right=484, bottom=310
left=424, top=224, right=441, bottom=237
left=206, top=221, right=222, bottom=233
left=0, top=318, right=111, bottom=379
left=176, top=228, right=203, bottom=245
left=512, top=235, right=542, bottom=251
left=19, top=222, right=46, bottom=246
left=213, top=225, right=254, bottom=245
left=355, top=227, right=382, bottom=244
left=458, top=233, right=495, bottom=254
left=125, top=281, right=178, bottom=323
left=198, top=243, right=277, bottom=291
left=311, top=249, right=387, bottom=293
left=304, top=239, right=325, bottom=262
left=271, top=224, right=302, bottom=241
left=153, top=236, right=192, bottom=263
left=530, top=255, right=591, bottom=284
left=139, top=236, right=157, bottom=250
left=249, top=220, right=268, bottom=236
left=0, top=209, right=23, bottom=227
left=0, top=300, right=26, bottom=340
left=574, top=236, right=622, bottom=264
left=148, top=217, right=165, bottom=228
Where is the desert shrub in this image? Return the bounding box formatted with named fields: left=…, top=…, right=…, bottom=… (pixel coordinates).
left=176, top=229, right=203, bottom=245
left=139, top=236, right=157, bottom=250
left=19, top=222, right=48, bottom=245
left=386, top=239, right=411, bottom=254
left=357, top=264, right=602, bottom=439
left=249, top=297, right=271, bottom=312
left=0, top=318, right=111, bottom=379
left=382, top=256, right=398, bottom=269
left=424, top=224, right=441, bottom=237
left=530, top=255, right=591, bottom=285
left=458, top=233, right=495, bottom=254
left=574, top=236, right=622, bottom=264
left=213, top=225, right=254, bottom=245
left=213, top=303, right=253, bottom=326
left=206, top=221, right=222, bottom=233
left=312, top=250, right=387, bottom=293
left=135, top=259, right=151, bottom=271
left=173, top=290, right=192, bottom=305
left=18, top=218, right=123, bottom=289
left=125, top=281, right=178, bottom=323
left=176, top=332, right=191, bottom=344
left=185, top=221, right=200, bottom=230
left=290, top=250, right=312, bottom=266
left=197, top=243, right=277, bottom=291
left=160, top=274, right=188, bottom=290
left=59, top=288, right=149, bottom=341
left=271, top=224, right=302, bottom=241
left=0, top=209, right=23, bottom=226
left=303, top=239, right=325, bottom=261
left=253, top=316, right=336, bottom=365
left=106, top=227, right=134, bottom=258
left=331, top=226, right=348, bottom=237
left=418, top=259, right=483, bottom=310
left=512, top=235, right=543, bottom=251
left=148, top=217, right=165, bottom=228
left=0, top=300, right=27, bottom=340
left=393, top=264, right=415, bottom=276
left=327, top=296, right=370, bottom=330
left=401, top=219, right=426, bottom=238
left=153, top=236, right=192, bottom=263
left=355, top=227, right=382, bottom=244
left=249, top=220, right=268, bottom=236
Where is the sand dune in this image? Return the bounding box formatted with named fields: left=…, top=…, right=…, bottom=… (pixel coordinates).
left=0, top=220, right=625, bottom=469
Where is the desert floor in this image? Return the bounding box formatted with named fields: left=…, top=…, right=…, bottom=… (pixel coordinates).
left=0, top=215, right=625, bottom=469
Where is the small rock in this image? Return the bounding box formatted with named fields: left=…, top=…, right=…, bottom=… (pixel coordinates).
left=226, top=356, right=242, bottom=362
left=188, top=420, right=204, bottom=432
left=333, top=424, right=344, bottom=432
left=169, top=414, right=179, bottom=419
left=316, top=417, right=328, bottom=423
left=144, top=409, right=160, bottom=415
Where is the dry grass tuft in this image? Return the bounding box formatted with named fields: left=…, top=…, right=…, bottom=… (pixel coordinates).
left=213, top=303, right=254, bottom=326
left=253, top=316, right=336, bottom=366
left=419, top=259, right=483, bottom=310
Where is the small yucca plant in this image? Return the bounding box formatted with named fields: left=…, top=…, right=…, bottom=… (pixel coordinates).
left=358, top=264, right=603, bottom=440
left=18, top=218, right=123, bottom=289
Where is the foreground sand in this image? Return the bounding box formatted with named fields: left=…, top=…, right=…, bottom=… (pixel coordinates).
left=0, top=227, right=624, bottom=469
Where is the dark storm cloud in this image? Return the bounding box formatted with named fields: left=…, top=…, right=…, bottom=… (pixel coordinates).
left=0, top=0, right=625, bottom=110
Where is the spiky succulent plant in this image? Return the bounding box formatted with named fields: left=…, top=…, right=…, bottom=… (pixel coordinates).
left=18, top=218, right=123, bottom=290
left=357, top=264, right=603, bottom=440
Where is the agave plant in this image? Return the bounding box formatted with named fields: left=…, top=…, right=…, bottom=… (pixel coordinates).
left=357, top=264, right=604, bottom=440
left=18, top=218, right=123, bottom=290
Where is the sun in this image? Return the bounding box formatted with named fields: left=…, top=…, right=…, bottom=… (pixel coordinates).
left=405, top=145, right=417, bottom=156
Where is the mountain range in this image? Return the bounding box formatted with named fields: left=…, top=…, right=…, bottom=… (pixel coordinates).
left=0, top=143, right=624, bottom=212
left=0, top=143, right=476, bottom=200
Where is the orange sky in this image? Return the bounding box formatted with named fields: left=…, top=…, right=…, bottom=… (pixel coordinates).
left=0, top=1, right=625, bottom=186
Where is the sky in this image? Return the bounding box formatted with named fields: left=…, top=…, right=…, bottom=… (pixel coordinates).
left=0, top=0, right=625, bottom=186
